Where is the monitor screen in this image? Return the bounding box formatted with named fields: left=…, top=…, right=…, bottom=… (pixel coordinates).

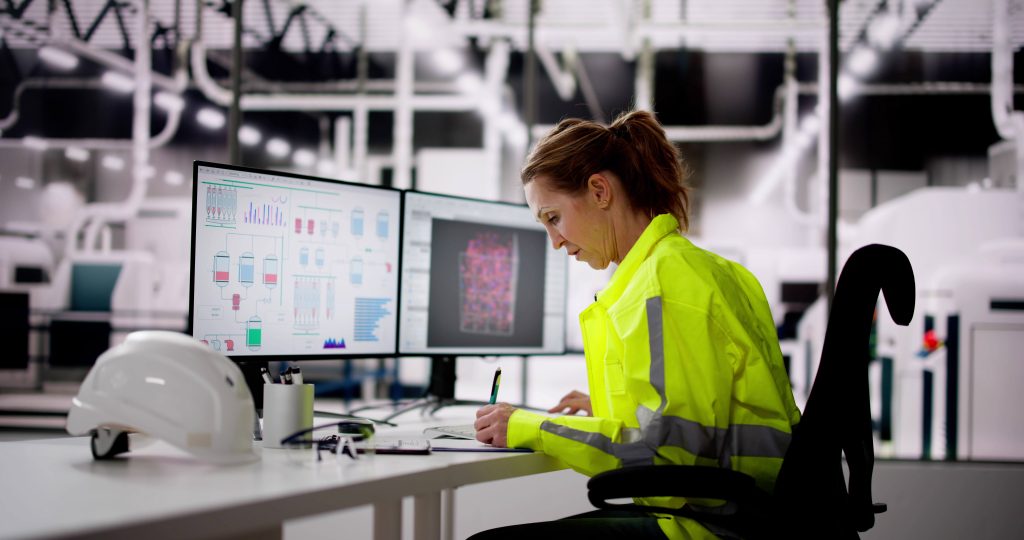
left=398, top=191, right=567, bottom=355
left=190, top=161, right=401, bottom=358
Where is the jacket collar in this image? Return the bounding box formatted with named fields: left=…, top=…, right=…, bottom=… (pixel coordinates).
left=595, top=213, right=680, bottom=307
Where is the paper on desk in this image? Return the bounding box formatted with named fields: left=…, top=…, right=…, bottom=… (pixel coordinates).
left=427, top=438, right=532, bottom=453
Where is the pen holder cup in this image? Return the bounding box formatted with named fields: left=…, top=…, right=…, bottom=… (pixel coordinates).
left=261, top=383, right=314, bottom=449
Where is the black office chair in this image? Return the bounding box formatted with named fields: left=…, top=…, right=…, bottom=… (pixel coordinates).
left=587, top=244, right=915, bottom=539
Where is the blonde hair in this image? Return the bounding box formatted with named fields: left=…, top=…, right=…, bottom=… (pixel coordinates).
left=521, top=110, right=691, bottom=231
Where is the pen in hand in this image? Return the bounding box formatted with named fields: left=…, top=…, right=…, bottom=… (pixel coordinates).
left=488, top=367, right=502, bottom=405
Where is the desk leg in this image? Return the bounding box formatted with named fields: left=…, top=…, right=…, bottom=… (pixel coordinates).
left=374, top=499, right=402, bottom=540
left=443, top=488, right=455, bottom=540
left=414, top=491, right=441, bottom=540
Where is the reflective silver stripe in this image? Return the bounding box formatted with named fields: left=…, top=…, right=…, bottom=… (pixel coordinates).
left=646, top=296, right=667, bottom=416
left=637, top=404, right=791, bottom=466
left=540, top=421, right=656, bottom=467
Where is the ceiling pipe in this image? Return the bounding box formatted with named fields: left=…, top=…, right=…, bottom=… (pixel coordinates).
left=393, top=1, right=414, bottom=189
left=534, top=43, right=577, bottom=101
left=992, top=0, right=1024, bottom=200
left=0, top=37, right=188, bottom=149
left=68, top=0, right=153, bottom=256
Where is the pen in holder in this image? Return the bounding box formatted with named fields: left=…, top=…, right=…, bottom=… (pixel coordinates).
left=261, top=383, right=314, bottom=449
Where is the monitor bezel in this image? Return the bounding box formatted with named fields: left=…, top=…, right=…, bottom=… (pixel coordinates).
left=396, top=189, right=568, bottom=357
left=188, top=160, right=404, bottom=361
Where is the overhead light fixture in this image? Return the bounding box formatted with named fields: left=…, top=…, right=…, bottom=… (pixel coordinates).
left=455, top=73, right=483, bottom=95
left=102, top=155, right=125, bottom=171
left=266, top=138, right=291, bottom=159
left=838, top=73, right=859, bottom=101
left=38, top=45, right=79, bottom=71
left=101, top=71, right=135, bottom=93
left=15, top=176, right=36, bottom=190
left=22, top=136, right=48, bottom=151
left=154, top=91, right=185, bottom=113
left=433, top=49, right=464, bottom=75
left=65, top=146, right=90, bottom=162
left=293, top=149, right=316, bottom=168
left=196, top=108, right=226, bottom=130
left=847, top=47, right=879, bottom=78
left=238, top=125, right=262, bottom=146
left=867, top=12, right=902, bottom=50
left=164, top=170, right=184, bottom=186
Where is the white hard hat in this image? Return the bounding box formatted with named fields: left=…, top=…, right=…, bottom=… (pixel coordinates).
left=66, top=330, right=259, bottom=464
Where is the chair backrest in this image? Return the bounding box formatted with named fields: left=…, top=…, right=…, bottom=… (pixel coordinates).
left=774, top=244, right=915, bottom=535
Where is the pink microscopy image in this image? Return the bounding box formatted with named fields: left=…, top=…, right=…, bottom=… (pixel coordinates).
left=459, top=232, right=519, bottom=335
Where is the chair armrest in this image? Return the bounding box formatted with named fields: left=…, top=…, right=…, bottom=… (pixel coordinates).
left=587, top=465, right=767, bottom=513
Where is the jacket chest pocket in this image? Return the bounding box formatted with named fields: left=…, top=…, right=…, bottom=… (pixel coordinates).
left=603, top=335, right=626, bottom=396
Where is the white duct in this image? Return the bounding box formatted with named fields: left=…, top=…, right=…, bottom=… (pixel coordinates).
left=535, top=44, right=577, bottom=101
left=393, top=4, right=415, bottom=190
left=67, top=0, right=153, bottom=255
left=0, top=41, right=187, bottom=149
left=992, top=0, right=1024, bottom=198
left=484, top=40, right=512, bottom=200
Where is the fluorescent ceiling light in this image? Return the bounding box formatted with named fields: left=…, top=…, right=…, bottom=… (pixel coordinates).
left=838, top=73, right=858, bottom=101
left=847, top=47, right=879, bottom=78
left=456, top=73, right=483, bottom=95
left=266, top=138, right=291, bottom=158
left=102, top=155, right=125, bottom=171
left=433, top=49, right=463, bottom=75
left=238, top=125, right=262, bottom=146
left=15, top=176, right=35, bottom=190
left=868, top=12, right=902, bottom=50
left=101, top=71, right=135, bottom=93
left=164, top=170, right=184, bottom=186
left=65, top=146, right=90, bottom=162
left=38, top=46, right=78, bottom=71
left=154, top=91, right=185, bottom=113
left=196, top=108, right=226, bottom=130
left=22, top=136, right=48, bottom=151
left=293, top=149, right=316, bottom=168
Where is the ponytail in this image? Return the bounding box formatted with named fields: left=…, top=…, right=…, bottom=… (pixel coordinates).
left=521, top=110, right=691, bottom=231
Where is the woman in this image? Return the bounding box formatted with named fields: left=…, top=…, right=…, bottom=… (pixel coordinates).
left=471, top=110, right=801, bottom=540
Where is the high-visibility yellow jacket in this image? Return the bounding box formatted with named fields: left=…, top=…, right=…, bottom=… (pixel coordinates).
left=507, top=214, right=801, bottom=540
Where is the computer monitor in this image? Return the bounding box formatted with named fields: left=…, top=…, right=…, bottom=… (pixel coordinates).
left=398, top=191, right=568, bottom=356
left=189, top=161, right=402, bottom=360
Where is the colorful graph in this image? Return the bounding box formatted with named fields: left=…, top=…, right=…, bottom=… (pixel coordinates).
left=323, top=338, right=347, bottom=349
left=243, top=202, right=285, bottom=226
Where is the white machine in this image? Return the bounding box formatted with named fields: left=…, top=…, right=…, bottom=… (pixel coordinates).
left=66, top=331, right=258, bottom=464
left=796, top=186, right=1022, bottom=460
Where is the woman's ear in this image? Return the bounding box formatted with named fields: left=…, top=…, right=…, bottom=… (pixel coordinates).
left=587, top=173, right=612, bottom=209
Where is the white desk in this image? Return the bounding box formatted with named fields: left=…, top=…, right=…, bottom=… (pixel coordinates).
left=0, top=409, right=567, bottom=540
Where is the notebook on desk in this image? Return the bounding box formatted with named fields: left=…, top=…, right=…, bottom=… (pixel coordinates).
left=423, top=424, right=477, bottom=440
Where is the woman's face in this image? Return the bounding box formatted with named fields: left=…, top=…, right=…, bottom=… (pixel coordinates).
left=524, top=175, right=614, bottom=270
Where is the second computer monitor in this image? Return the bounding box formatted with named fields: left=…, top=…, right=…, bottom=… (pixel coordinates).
left=399, top=191, right=567, bottom=355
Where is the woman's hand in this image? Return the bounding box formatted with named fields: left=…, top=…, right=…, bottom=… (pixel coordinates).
left=475, top=403, right=517, bottom=447
left=547, top=390, right=592, bottom=416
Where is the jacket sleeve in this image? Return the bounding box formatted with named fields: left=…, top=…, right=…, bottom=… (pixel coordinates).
left=506, top=408, right=629, bottom=477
